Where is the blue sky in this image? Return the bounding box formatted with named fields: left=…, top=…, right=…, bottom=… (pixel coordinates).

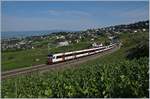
left=2, top=1, right=149, bottom=32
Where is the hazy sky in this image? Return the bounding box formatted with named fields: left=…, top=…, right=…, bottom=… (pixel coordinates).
left=2, top=1, right=149, bottom=32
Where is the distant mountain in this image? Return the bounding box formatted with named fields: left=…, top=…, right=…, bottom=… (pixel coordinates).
left=108, top=20, right=149, bottom=30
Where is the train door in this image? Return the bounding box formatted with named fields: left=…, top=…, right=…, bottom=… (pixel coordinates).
left=62, top=53, right=65, bottom=62
left=74, top=52, right=76, bottom=59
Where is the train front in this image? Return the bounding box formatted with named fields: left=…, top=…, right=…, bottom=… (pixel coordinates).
left=47, top=54, right=53, bottom=64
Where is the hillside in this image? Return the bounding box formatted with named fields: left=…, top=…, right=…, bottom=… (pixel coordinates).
left=2, top=29, right=149, bottom=98
left=2, top=20, right=149, bottom=71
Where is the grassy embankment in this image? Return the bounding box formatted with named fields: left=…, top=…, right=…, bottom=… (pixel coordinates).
left=2, top=34, right=109, bottom=71
left=2, top=41, right=91, bottom=71
left=1, top=32, right=149, bottom=98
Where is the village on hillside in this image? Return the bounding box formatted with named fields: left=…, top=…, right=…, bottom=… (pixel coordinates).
left=2, top=20, right=149, bottom=52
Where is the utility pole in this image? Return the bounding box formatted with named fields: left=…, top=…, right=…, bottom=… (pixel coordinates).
left=47, top=43, right=51, bottom=53
left=47, top=43, right=50, bottom=53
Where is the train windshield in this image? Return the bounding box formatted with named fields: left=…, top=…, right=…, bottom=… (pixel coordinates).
left=48, top=54, right=53, bottom=58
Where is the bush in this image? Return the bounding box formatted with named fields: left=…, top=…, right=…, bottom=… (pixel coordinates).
left=2, top=57, right=149, bottom=98
left=126, top=40, right=149, bottom=59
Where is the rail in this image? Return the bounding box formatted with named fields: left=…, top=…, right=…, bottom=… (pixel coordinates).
left=2, top=44, right=119, bottom=80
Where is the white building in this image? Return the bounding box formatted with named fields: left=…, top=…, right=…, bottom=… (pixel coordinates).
left=76, top=40, right=79, bottom=43
left=134, top=30, right=137, bottom=33
left=56, top=35, right=65, bottom=39
left=142, top=28, right=146, bottom=32
left=91, top=38, right=94, bottom=41
left=92, top=42, right=103, bottom=47
left=108, top=36, right=114, bottom=40
left=58, top=41, right=69, bottom=46
left=19, top=41, right=26, bottom=45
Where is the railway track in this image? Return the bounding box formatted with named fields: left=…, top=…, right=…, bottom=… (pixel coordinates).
left=2, top=46, right=119, bottom=80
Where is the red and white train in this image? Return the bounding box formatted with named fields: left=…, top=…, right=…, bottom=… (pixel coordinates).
left=47, top=43, right=116, bottom=64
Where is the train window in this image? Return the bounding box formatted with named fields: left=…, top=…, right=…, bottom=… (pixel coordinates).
left=75, top=48, right=105, bottom=55
left=48, top=54, right=53, bottom=58
left=56, top=56, right=62, bottom=58
left=54, top=47, right=107, bottom=59
left=64, top=53, right=74, bottom=57
left=56, top=54, right=74, bottom=58
left=48, top=54, right=53, bottom=57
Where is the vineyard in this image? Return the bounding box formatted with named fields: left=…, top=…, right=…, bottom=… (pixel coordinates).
left=1, top=48, right=149, bottom=98
left=1, top=32, right=149, bottom=98
left=1, top=1, right=149, bottom=98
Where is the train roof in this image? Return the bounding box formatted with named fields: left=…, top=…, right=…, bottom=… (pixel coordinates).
left=48, top=54, right=53, bottom=57
left=52, top=46, right=106, bottom=56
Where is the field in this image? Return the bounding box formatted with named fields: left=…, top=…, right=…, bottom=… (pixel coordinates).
left=2, top=41, right=91, bottom=71
left=1, top=46, right=149, bottom=98
left=1, top=31, right=149, bottom=98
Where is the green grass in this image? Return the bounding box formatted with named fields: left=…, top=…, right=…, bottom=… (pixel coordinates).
left=2, top=41, right=91, bottom=71
left=2, top=31, right=148, bottom=72
left=1, top=31, right=149, bottom=98
left=2, top=30, right=149, bottom=97
left=2, top=28, right=149, bottom=98
left=1, top=46, right=149, bottom=98
left=2, top=48, right=48, bottom=71
left=1, top=32, right=114, bottom=72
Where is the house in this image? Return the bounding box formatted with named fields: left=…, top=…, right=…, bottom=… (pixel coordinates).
left=18, top=41, right=26, bottom=45
left=142, top=28, right=146, bottom=32
left=68, top=40, right=72, bottom=43
left=134, top=30, right=137, bottom=33
left=75, top=39, right=79, bottom=43
left=91, top=38, right=94, bottom=41
left=92, top=42, right=103, bottom=47
left=58, top=41, right=69, bottom=47
left=108, top=36, right=114, bottom=40
left=115, top=32, right=120, bottom=34
left=56, top=35, right=65, bottom=39
left=79, top=36, right=82, bottom=39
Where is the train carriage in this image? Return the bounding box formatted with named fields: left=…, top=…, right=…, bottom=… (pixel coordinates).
left=47, top=44, right=116, bottom=65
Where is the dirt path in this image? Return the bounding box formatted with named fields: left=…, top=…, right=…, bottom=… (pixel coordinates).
left=2, top=45, right=119, bottom=80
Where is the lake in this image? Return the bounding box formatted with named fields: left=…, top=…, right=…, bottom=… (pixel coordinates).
left=1, top=31, right=56, bottom=39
